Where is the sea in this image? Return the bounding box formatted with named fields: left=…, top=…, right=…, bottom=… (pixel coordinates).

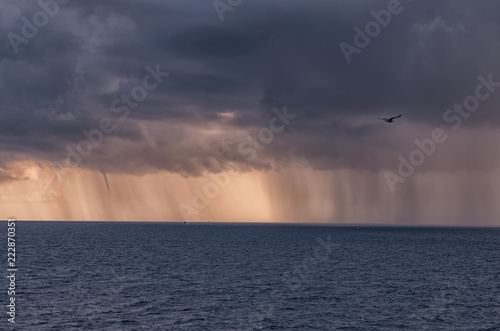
left=2, top=222, right=499, bottom=330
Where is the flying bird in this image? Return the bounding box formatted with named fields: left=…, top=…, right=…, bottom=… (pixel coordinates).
left=379, top=114, right=401, bottom=123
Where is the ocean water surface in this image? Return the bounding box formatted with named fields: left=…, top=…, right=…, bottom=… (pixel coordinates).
left=2, top=222, right=500, bottom=330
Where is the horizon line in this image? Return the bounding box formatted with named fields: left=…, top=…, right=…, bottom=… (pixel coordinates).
left=3, top=219, right=500, bottom=228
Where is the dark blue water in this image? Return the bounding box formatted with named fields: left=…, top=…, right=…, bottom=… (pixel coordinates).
left=2, top=222, right=500, bottom=330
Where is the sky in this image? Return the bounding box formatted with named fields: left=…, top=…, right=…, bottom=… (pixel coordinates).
left=1, top=0, right=500, bottom=225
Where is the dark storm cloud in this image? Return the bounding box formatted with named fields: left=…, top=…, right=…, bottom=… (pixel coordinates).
left=1, top=0, right=500, bottom=175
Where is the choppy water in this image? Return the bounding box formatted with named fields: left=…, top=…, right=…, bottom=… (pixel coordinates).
left=2, top=222, right=500, bottom=330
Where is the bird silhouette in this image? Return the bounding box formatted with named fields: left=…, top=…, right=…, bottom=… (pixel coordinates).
left=379, top=114, right=401, bottom=123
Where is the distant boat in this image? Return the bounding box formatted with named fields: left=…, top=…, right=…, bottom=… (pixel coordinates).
left=355, top=227, right=360, bottom=230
